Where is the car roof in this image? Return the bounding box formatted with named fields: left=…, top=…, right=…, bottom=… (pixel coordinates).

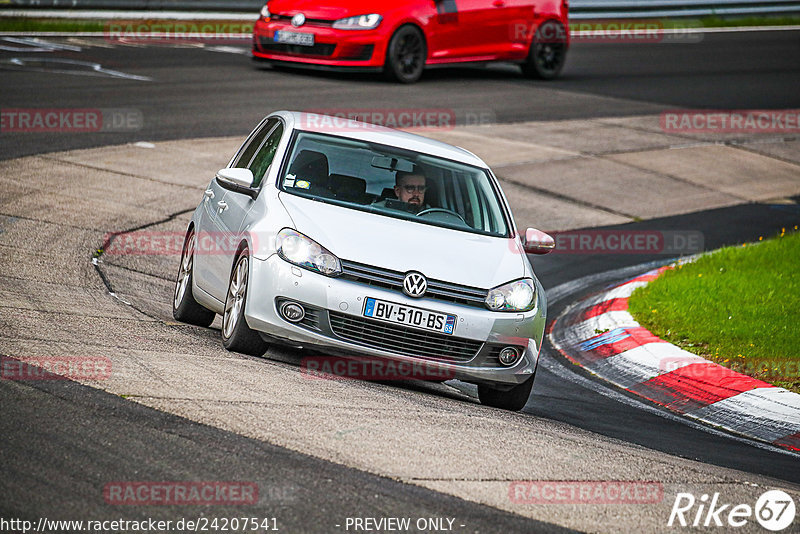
left=272, top=110, right=488, bottom=168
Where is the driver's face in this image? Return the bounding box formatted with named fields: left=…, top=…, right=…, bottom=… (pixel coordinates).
left=395, top=175, right=426, bottom=206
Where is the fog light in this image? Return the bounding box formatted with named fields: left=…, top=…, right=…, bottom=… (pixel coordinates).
left=498, top=347, right=520, bottom=366
left=280, top=301, right=305, bottom=323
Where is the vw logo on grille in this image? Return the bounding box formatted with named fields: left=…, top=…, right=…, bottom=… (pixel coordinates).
left=291, top=13, right=306, bottom=27
left=403, top=272, right=427, bottom=298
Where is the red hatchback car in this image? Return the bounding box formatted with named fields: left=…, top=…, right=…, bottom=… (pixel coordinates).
left=252, top=0, right=569, bottom=83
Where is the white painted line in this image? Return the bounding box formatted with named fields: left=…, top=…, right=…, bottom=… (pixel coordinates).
left=203, top=45, right=251, bottom=55
left=3, top=57, right=152, bottom=81
left=578, top=280, right=651, bottom=308
left=0, top=36, right=82, bottom=51
left=590, top=343, right=705, bottom=388
left=563, top=309, right=639, bottom=342
left=0, top=42, right=56, bottom=52
left=539, top=353, right=800, bottom=457
left=692, top=388, right=800, bottom=443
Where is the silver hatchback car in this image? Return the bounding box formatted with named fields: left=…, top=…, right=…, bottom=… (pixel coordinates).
left=173, top=111, right=554, bottom=410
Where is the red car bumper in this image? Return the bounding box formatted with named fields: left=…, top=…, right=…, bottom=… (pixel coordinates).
left=252, top=18, right=388, bottom=70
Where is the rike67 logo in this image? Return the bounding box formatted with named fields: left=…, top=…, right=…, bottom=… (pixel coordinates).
left=668, top=490, right=796, bottom=531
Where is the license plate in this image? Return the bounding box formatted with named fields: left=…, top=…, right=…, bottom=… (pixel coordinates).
left=363, top=297, right=456, bottom=335
left=274, top=30, right=314, bottom=46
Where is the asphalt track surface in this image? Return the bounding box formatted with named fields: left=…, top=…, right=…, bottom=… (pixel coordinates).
left=1, top=29, right=800, bottom=531
left=1, top=375, right=570, bottom=533
left=1, top=29, right=799, bottom=160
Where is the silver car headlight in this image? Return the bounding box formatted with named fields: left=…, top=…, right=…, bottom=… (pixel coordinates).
left=485, top=279, right=536, bottom=312
left=332, top=14, right=382, bottom=30
left=276, top=229, right=341, bottom=276
left=260, top=4, right=271, bottom=18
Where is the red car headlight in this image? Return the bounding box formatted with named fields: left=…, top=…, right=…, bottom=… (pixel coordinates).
left=332, top=14, right=382, bottom=30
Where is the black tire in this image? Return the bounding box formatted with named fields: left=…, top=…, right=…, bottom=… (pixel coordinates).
left=521, top=20, right=567, bottom=80
left=173, top=229, right=215, bottom=327
left=384, top=25, right=426, bottom=84
left=221, top=249, right=268, bottom=356
left=477, top=376, right=535, bottom=411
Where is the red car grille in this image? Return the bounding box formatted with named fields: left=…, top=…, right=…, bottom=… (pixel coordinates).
left=271, top=14, right=334, bottom=27
left=257, top=37, right=336, bottom=57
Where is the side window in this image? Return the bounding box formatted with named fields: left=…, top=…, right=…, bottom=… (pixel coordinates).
left=249, top=123, right=284, bottom=188
left=231, top=118, right=277, bottom=169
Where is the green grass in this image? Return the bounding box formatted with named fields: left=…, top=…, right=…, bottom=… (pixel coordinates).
left=694, top=15, right=800, bottom=27
left=628, top=228, right=800, bottom=393
left=573, top=15, right=800, bottom=28
left=0, top=18, right=107, bottom=32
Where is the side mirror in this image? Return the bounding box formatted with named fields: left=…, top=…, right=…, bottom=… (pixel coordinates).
left=523, top=228, right=555, bottom=255
left=215, top=168, right=258, bottom=199
left=217, top=168, right=254, bottom=188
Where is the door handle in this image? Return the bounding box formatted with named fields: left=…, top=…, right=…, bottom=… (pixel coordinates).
left=217, top=200, right=228, bottom=212
left=493, top=0, right=505, bottom=6
left=204, top=189, right=215, bottom=201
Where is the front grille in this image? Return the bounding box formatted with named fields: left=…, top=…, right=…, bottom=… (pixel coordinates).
left=328, top=312, right=483, bottom=363
left=298, top=307, right=322, bottom=331
left=340, top=260, right=488, bottom=308
left=271, top=14, right=334, bottom=27
left=258, top=38, right=336, bottom=57
left=481, top=345, right=504, bottom=367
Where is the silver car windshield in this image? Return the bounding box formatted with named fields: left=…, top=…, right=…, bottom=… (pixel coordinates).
left=279, top=131, right=510, bottom=237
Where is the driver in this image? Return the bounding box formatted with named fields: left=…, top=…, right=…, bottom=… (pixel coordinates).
left=371, top=170, right=432, bottom=214
left=393, top=171, right=428, bottom=211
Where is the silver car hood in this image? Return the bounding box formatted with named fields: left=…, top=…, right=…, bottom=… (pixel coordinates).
left=279, top=194, right=527, bottom=289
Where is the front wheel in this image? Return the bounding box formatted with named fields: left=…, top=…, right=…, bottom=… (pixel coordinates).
left=521, top=20, right=567, bottom=80
left=477, top=376, right=535, bottom=411
left=384, top=25, right=426, bottom=84
left=222, top=250, right=268, bottom=356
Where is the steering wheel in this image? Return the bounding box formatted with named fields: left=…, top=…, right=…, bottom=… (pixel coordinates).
left=416, top=207, right=467, bottom=224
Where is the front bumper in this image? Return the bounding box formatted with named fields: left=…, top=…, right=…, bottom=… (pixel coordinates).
left=252, top=18, right=387, bottom=69
left=245, top=254, right=547, bottom=387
